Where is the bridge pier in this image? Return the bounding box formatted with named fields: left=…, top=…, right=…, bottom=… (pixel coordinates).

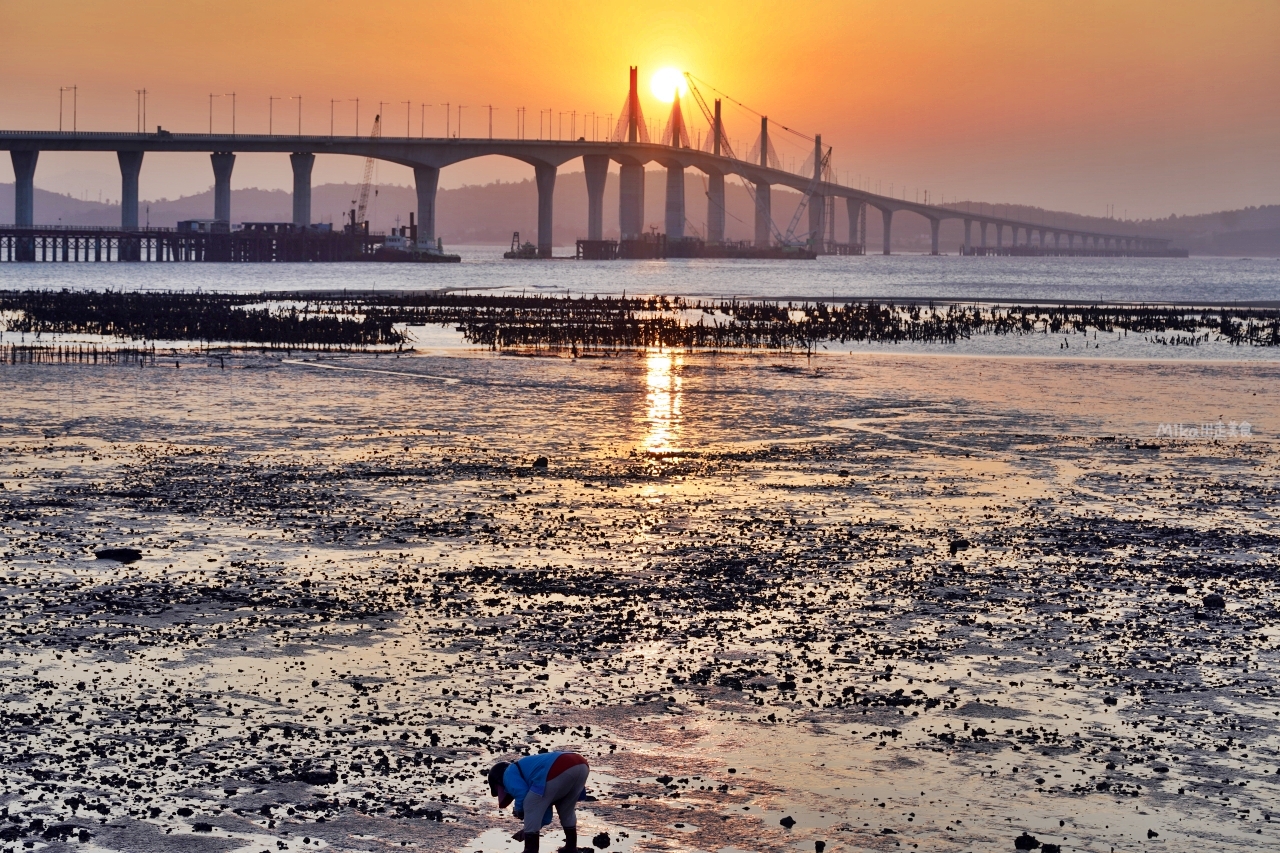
left=754, top=182, right=772, bottom=248
left=706, top=171, right=725, bottom=244
left=535, top=162, right=556, bottom=258
left=583, top=155, right=608, bottom=241
left=707, top=99, right=726, bottom=245
left=929, top=219, right=940, bottom=255
left=118, top=151, right=143, bottom=231
left=754, top=116, right=771, bottom=248
left=665, top=164, right=685, bottom=240
left=211, top=152, right=235, bottom=224
left=1038, top=229, right=1045, bottom=248
left=808, top=194, right=824, bottom=251
left=1054, top=232, right=1061, bottom=249
left=619, top=162, right=644, bottom=240
left=846, top=198, right=862, bottom=247
left=11, top=150, right=37, bottom=228
left=880, top=208, right=892, bottom=255
left=996, top=223, right=1004, bottom=248
left=980, top=221, right=988, bottom=248
left=290, top=153, right=314, bottom=227
left=413, top=165, right=439, bottom=246
left=807, top=135, right=824, bottom=251
left=963, top=218, right=972, bottom=253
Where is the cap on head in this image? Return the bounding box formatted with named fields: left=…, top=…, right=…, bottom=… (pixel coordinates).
left=488, top=762, right=510, bottom=796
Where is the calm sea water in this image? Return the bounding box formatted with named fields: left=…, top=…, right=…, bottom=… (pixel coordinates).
left=2, top=247, right=1278, bottom=305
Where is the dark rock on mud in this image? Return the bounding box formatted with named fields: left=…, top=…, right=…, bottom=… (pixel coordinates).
left=1203, top=593, right=1226, bottom=609
left=94, top=547, right=142, bottom=563
left=1015, top=832, right=1041, bottom=850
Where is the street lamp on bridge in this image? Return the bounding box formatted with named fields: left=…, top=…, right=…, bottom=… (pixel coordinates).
left=59, top=86, right=78, bottom=132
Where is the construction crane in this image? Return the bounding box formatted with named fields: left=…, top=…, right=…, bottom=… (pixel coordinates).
left=685, top=73, right=805, bottom=246
left=780, top=145, right=832, bottom=247
left=354, top=114, right=381, bottom=229
left=684, top=73, right=735, bottom=159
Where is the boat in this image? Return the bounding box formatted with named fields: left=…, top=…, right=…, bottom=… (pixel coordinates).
left=503, top=232, right=540, bottom=259
left=371, top=215, right=461, bottom=263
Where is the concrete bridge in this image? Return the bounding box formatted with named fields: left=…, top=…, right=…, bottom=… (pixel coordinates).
left=0, top=72, right=1171, bottom=258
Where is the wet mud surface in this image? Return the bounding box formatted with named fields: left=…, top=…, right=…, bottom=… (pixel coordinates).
left=1, top=350, right=1278, bottom=852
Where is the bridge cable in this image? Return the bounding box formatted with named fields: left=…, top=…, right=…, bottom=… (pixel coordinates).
left=686, top=74, right=815, bottom=143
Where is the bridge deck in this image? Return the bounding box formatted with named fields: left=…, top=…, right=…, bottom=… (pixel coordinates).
left=0, top=130, right=1171, bottom=253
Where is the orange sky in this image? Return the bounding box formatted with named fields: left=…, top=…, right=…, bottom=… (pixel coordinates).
left=2, top=0, right=1277, bottom=218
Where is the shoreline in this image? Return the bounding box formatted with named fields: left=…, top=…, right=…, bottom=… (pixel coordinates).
left=0, top=347, right=1277, bottom=851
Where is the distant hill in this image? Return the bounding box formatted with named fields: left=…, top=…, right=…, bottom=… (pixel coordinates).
left=3, top=178, right=1277, bottom=256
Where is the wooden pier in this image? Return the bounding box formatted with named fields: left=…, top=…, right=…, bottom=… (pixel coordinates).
left=0, top=224, right=378, bottom=263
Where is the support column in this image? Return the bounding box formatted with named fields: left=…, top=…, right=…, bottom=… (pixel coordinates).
left=1010, top=226, right=1019, bottom=247
left=980, top=221, right=988, bottom=248
left=808, top=195, right=824, bottom=251
left=211, top=152, right=235, bottom=224
left=807, top=133, right=824, bottom=251
left=619, top=163, right=645, bottom=240
left=963, top=219, right=972, bottom=253
left=929, top=219, right=940, bottom=255
left=880, top=208, right=893, bottom=255
left=846, top=197, right=862, bottom=247
left=706, top=171, right=725, bottom=244
left=754, top=182, right=772, bottom=248
left=996, top=224, right=1004, bottom=248
left=535, top=162, right=556, bottom=258
left=754, top=115, right=771, bottom=248
left=1038, top=229, right=1046, bottom=248
left=290, top=152, right=314, bottom=227
left=583, top=155, right=608, bottom=241
left=413, top=165, right=439, bottom=247
left=117, top=151, right=143, bottom=231
left=707, top=98, right=726, bottom=244
left=11, top=150, right=37, bottom=227
left=1054, top=232, right=1061, bottom=249
left=665, top=163, right=685, bottom=240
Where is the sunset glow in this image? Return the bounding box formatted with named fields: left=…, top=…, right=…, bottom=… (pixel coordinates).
left=649, top=68, right=687, bottom=103
left=0, top=1, right=1276, bottom=215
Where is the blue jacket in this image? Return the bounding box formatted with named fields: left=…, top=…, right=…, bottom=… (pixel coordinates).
left=503, top=752, right=563, bottom=826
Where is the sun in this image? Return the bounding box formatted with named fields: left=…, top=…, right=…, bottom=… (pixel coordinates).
left=650, top=67, right=688, bottom=103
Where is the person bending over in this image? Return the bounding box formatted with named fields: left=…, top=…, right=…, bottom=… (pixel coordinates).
left=488, top=751, right=590, bottom=853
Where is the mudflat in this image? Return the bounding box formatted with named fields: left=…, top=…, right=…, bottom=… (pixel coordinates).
left=1, top=349, right=1277, bottom=852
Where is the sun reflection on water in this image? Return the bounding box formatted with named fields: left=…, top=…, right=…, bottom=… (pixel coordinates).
left=642, top=350, right=683, bottom=455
